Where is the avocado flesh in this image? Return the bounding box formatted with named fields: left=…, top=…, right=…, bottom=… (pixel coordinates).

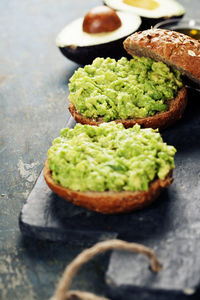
left=104, top=0, right=185, bottom=19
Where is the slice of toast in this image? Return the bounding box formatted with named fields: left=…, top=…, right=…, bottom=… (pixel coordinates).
left=43, top=159, right=173, bottom=214
left=68, top=86, right=187, bottom=129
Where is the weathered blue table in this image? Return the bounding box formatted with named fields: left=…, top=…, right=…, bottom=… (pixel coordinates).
left=0, top=0, right=200, bottom=299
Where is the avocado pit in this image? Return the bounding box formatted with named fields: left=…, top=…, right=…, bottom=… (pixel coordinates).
left=56, top=6, right=141, bottom=64
left=83, top=6, right=122, bottom=34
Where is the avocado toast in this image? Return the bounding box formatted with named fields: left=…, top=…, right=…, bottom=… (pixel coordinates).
left=68, top=56, right=187, bottom=129
left=44, top=122, right=175, bottom=214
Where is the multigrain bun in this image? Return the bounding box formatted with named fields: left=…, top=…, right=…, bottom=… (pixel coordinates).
left=69, top=86, right=187, bottom=129
left=43, top=160, right=173, bottom=214
left=123, top=28, right=200, bottom=86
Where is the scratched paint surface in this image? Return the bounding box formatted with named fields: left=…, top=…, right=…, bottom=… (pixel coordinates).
left=0, top=0, right=108, bottom=299
left=0, top=0, right=199, bottom=299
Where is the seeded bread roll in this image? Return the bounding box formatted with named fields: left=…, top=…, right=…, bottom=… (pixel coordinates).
left=123, top=28, right=200, bottom=86
left=69, top=86, right=187, bottom=129
left=43, top=160, right=173, bottom=214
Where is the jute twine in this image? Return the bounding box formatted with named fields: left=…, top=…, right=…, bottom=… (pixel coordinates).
left=50, top=239, right=162, bottom=300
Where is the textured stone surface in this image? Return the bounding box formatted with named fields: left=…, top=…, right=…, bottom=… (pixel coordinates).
left=0, top=0, right=108, bottom=299
left=106, top=234, right=200, bottom=299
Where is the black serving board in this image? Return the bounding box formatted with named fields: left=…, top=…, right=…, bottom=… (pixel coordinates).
left=19, top=88, right=200, bottom=299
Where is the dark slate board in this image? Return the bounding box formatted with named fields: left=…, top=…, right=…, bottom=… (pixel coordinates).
left=106, top=233, right=200, bottom=300
left=19, top=87, right=200, bottom=298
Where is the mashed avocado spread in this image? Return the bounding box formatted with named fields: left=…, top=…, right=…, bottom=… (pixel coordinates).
left=48, top=123, right=176, bottom=192
left=69, top=56, right=183, bottom=121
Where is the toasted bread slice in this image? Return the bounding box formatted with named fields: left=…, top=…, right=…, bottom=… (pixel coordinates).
left=43, top=160, right=173, bottom=214
left=123, top=28, right=200, bottom=86
left=68, top=86, right=187, bottom=129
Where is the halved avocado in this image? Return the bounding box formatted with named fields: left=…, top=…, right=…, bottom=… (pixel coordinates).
left=104, top=0, right=185, bottom=29
left=56, top=9, right=141, bottom=65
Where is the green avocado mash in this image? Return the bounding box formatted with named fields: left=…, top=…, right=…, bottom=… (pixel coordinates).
left=69, top=56, right=183, bottom=121
left=48, top=123, right=176, bottom=192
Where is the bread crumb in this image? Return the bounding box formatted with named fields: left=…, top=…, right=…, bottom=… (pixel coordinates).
left=188, top=50, right=196, bottom=56
left=183, top=288, right=195, bottom=295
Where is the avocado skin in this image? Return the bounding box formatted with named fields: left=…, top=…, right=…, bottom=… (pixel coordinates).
left=58, top=36, right=132, bottom=65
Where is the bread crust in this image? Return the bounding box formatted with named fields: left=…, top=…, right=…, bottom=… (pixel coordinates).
left=123, top=28, right=200, bottom=85
left=68, top=86, right=187, bottom=129
left=43, top=160, right=173, bottom=214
